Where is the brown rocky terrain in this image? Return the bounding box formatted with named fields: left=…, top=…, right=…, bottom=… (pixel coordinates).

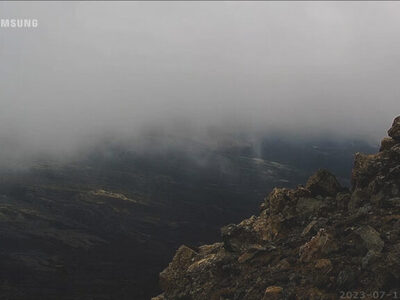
left=154, top=116, right=400, bottom=300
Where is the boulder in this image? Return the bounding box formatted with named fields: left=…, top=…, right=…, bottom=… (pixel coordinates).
left=273, top=258, right=291, bottom=271
left=159, top=245, right=198, bottom=291
left=355, top=225, right=384, bottom=253
left=299, top=229, right=338, bottom=262
left=263, top=286, right=283, bottom=300
left=314, top=258, right=332, bottom=270
left=306, top=169, right=342, bottom=197
left=265, top=188, right=291, bottom=215
left=296, top=197, right=327, bottom=216
left=265, top=186, right=311, bottom=217
left=221, top=217, right=259, bottom=252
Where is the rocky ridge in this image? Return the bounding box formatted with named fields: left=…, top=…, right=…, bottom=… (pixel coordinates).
left=154, top=116, right=400, bottom=300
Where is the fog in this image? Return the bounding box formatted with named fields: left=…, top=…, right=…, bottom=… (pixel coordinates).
left=1, top=2, right=399, bottom=168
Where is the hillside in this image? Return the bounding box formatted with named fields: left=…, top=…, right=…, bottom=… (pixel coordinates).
left=154, top=116, right=400, bottom=300
left=0, top=134, right=375, bottom=300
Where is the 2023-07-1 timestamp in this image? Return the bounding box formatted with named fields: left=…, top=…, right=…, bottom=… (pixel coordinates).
left=340, top=291, right=400, bottom=299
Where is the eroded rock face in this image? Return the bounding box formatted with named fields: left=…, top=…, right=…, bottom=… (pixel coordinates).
left=351, top=146, right=400, bottom=209
left=155, top=116, right=400, bottom=300
left=380, top=137, right=398, bottom=152
left=388, top=115, right=400, bottom=140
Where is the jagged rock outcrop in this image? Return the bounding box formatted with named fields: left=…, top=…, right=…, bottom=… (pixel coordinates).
left=388, top=116, right=400, bottom=140
left=154, top=116, right=400, bottom=300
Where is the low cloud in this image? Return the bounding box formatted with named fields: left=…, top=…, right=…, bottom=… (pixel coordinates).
left=0, top=2, right=399, bottom=168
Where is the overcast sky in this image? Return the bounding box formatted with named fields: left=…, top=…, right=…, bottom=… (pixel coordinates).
left=0, top=2, right=399, bottom=166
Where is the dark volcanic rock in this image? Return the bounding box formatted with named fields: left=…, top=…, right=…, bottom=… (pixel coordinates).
left=159, top=245, right=198, bottom=293
left=305, top=169, right=342, bottom=197
left=388, top=115, right=400, bottom=140
left=155, top=116, right=400, bottom=300
left=355, top=225, right=384, bottom=253
left=380, top=137, right=398, bottom=152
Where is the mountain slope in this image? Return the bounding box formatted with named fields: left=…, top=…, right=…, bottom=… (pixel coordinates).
left=0, top=134, right=376, bottom=299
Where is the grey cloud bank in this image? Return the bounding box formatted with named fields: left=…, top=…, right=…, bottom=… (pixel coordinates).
left=0, top=2, right=399, bottom=167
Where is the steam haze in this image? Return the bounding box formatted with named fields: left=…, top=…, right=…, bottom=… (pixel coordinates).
left=1, top=2, right=399, bottom=167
